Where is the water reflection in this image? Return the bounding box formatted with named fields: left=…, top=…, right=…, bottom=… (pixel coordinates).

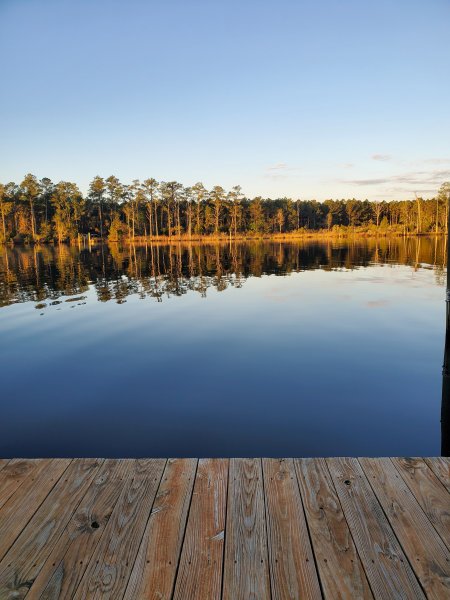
left=0, top=237, right=445, bottom=457
left=0, top=237, right=446, bottom=309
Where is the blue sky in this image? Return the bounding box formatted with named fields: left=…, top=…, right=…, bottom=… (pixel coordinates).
left=1, top=0, right=449, bottom=200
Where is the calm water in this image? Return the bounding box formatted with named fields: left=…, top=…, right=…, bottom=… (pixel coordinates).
left=0, top=238, right=447, bottom=457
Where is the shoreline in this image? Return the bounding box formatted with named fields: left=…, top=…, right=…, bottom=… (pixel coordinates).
left=1, top=229, right=447, bottom=247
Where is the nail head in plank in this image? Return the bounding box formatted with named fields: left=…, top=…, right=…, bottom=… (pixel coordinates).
left=27, top=459, right=133, bottom=600
left=327, top=457, right=426, bottom=600
left=295, top=458, right=373, bottom=599
left=73, top=458, right=166, bottom=599
left=0, top=458, right=102, bottom=599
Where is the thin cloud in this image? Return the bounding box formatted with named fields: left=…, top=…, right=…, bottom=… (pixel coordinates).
left=394, top=170, right=450, bottom=184
left=384, top=186, right=437, bottom=195
left=423, top=158, right=450, bottom=165
left=346, top=169, right=450, bottom=187
left=266, top=163, right=289, bottom=171
left=372, top=154, right=391, bottom=161
left=348, top=178, right=388, bottom=185
left=264, top=163, right=300, bottom=180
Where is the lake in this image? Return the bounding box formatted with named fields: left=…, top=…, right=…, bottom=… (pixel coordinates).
left=0, top=237, right=447, bottom=457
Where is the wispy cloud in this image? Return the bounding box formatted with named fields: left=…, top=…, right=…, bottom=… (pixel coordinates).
left=346, top=169, right=450, bottom=188
left=266, top=163, right=289, bottom=171
left=348, top=178, right=387, bottom=186
left=422, top=157, right=450, bottom=165
left=384, top=186, right=437, bottom=195
left=264, top=163, right=300, bottom=180
left=372, top=154, right=391, bottom=161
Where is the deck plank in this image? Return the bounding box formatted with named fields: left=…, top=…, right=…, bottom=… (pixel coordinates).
left=425, top=458, right=450, bottom=493
left=0, top=456, right=447, bottom=599
left=222, top=458, right=271, bottom=600
left=26, top=459, right=133, bottom=600
left=172, top=458, right=228, bottom=600
left=0, top=459, right=9, bottom=474
left=0, top=458, right=101, bottom=600
left=327, top=457, right=426, bottom=600
left=263, top=458, right=321, bottom=599
left=73, top=458, right=166, bottom=600
left=0, top=459, right=71, bottom=563
left=295, top=458, right=373, bottom=599
left=391, top=457, right=450, bottom=549
left=123, top=458, right=197, bottom=600
left=0, top=459, right=43, bottom=511
left=360, top=457, right=450, bottom=599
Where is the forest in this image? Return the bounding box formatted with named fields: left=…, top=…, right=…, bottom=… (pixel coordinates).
left=0, top=174, right=449, bottom=244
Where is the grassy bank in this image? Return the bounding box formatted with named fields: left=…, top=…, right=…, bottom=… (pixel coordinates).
left=108, top=226, right=446, bottom=244
left=1, top=226, right=447, bottom=246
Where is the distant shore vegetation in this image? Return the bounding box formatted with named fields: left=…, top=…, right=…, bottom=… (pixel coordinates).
left=0, top=175, right=449, bottom=245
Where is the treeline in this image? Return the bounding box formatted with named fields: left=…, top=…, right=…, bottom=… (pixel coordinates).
left=1, top=174, right=449, bottom=244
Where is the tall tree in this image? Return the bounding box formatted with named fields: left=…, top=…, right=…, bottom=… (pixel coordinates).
left=192, top=182, right=207, bottom=235
left=249, top=197, right=265, bottom=233
left=210, top=185, right=225, bottom=236
left=373, top=201, right=384, bottom=228
left=51, top=181, right=84, bottom=242
left=40, top=177, right=54, bottom=228
left=161, top=181, right=183, bottom=239
left=184, top=186, right=193, bottom=238
left=276, top=208, right=285, bottom=233
left=437, top=183, right=450, bottom=234
left=88, top=176, right=106, bottom=238
left=142, top=178, right=159, bottom=238
left=228, top=185, right=243, bottom=237
left=0, top=184, right=13, bottom=243
left=105, top=175, right=124, bottom=207
left=20, top=173, right=41, bottom=241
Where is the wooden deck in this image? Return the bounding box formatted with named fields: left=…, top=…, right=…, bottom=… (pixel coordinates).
left=0, top=458, right=449, bottom=599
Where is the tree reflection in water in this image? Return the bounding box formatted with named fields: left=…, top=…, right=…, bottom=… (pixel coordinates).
left=0, top=237, right=446, bottom=309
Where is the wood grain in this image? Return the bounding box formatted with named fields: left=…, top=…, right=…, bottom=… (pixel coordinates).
left=0, top=459, right=43, bottom=511
left=172, top=458, right=228, bottom=600
left=295, top=458, right=373, bottom=599
left=124, top=458, right=197, bottom=600
left=0, top=456, right=447, bottom=599
left=0, top=459, right=71, bottom=563
left=73, top=458, right=166, bottom=600
left=27, top=459, right=133, bottom=600
left=425, top=457, right=450, bottom=493
left=263, top=458, right=321, bottom=599
left=327, top=457, right=426, bottom=599
left=392, top=457, right=450, bottom=549
left=222, top=458, right=271, bottom=600
left=360, top=457, right=450, bottom=599
left=0, top=458, right=101, bottom=600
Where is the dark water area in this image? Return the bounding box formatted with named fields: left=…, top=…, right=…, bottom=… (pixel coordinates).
left=0, top=237, right=447, bottom=457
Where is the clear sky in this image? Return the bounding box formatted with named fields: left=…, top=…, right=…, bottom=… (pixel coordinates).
left=1, top=0, right=449, bottom=200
